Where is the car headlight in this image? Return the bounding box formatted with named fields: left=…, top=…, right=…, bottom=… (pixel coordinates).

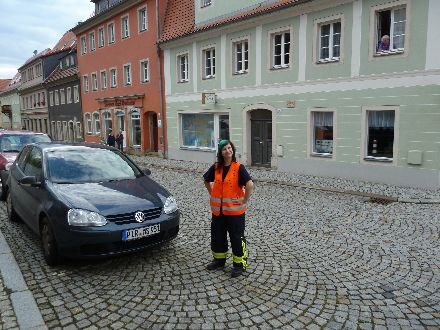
left=163, top=196, right=178, bottom=214
left=68, top=209, right=107, bottom=227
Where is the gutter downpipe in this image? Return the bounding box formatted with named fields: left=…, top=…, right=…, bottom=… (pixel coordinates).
left=156, top=0, right=167, bottom=159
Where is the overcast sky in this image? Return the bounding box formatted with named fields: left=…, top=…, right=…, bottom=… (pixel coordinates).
left=0, top=0, right=95, bottom=79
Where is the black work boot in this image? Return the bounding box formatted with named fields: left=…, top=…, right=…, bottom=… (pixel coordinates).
left=206, top=259, right=226, bottom=270
left=231, top=265, right=244, bottom=278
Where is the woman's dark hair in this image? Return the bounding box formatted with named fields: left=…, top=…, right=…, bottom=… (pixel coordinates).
left=216, top=139, right=236, bottom=171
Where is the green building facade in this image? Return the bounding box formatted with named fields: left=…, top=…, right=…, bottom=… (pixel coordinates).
left=161, top=0, right=440, bottom=188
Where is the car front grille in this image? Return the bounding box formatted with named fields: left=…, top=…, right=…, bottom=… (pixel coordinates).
left=106, top=207, right=162, bottom=225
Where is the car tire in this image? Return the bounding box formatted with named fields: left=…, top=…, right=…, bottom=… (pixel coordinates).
left=6, top=191, right=19, bottom=222
left=40, top=218, right=59, bottom=266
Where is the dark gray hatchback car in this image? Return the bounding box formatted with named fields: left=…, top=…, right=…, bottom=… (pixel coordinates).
left=7, top=143, right=179, bottom=265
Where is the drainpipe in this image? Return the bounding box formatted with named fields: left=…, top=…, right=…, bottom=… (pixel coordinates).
left=156, top=0, right=166, bottom=159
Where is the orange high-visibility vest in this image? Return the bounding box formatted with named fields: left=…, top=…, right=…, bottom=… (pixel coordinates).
left=210, top=161, right=246, bottom=216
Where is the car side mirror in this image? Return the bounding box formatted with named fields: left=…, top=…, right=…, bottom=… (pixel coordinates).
left=143, top=168, right=151, bottom=176
left=19, top=176, right=41, bottom=187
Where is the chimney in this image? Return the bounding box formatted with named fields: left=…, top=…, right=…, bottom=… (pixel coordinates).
left=33, top=50, right=38, bottom=56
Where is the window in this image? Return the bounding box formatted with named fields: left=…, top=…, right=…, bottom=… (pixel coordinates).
left=123, top=64, right=132, bottom=85
left=110, top=68, right=117, bottom=87
left=181, top=113, right=229, bottom=149
left=138, top=7, right=147, bottom=32
left=177, top=54, right=189, bottom=82
left=83, top=75, right=89, bottom=92
left=140, top=60, right=149, bottom=82
left=92, top=73, right=98, bottom=91
left=201, top=0, right=211, bottom=7
left=202, top=47, right=215, bottom=79
left=41, top=92, right=46, bottom=106
left=54, top=90, right=59, bottom=105
left=375, top=6, right=406, bottom=54
left=233, top=39, right=249, bottom=74
left=67, top=87, right=72, bottom=104
left=311, top=111, right=334, bottom=155
left=101, top=71, right=107, bottom=89
left=98, top=27, right=105, bottom=48
left=49, top=92, right=54, bottom=107
left=85, top=113, right=92, bottom=134
left=366, top=110, right=395, bottom=160
left=35, top=63, right=42, bottom=77
left=318, top=21, right=341, bottom=62
left=22, top=71, right=27, bottom=82
left=121, top=16, right=130, bottom=39
left=93, top=113, right=101, bottom=135
left=60, top=89, right=65, bottom=105
left=130, top=111, right=141, bottom=147
left=102, top=112, right=112, bottom=135
left=81, top=36, right=87, bottom=54
left=89, top=32, right=96, bottom=51
left=108, top=23, right=115, bottom=44
left=272, top=31, right=290, bottom=68
left=73, top=85, right=79, bottom=103
left=23, top=147, right=43, bottom=180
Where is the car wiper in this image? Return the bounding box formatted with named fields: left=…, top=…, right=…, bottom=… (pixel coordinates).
left=54, top=181, right=77, bottom=184
left=3, top=150, right=21, bottom=153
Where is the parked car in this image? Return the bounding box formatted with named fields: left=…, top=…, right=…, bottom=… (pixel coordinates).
left=0, top=130, right=52, bottom=200
left=6, top=143, right=179, bottom=265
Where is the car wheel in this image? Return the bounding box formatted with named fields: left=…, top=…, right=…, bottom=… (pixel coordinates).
left=6, top=191, right=19, bottom=222
left=41, top=218, right=59, bottom=266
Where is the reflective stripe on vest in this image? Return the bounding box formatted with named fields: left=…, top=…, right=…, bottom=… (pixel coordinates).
left=210, top=161, right=246, bottom=216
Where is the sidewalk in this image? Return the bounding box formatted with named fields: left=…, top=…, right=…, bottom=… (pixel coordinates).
left=132, top=155, right=440, bottom=204
left=0, top=230, right=46, bottom=329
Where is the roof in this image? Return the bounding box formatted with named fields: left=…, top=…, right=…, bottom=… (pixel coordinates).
left=0, top=72, right=21, bottom=95
left=159, top=0, right=307, bottom=43
left=44, top=31, right=77, bottom=57
left=19, top=49, right=51, bottom=70
left=44, top=65, right=79, bottom=84
left=0, top=80, right=11, bottom=92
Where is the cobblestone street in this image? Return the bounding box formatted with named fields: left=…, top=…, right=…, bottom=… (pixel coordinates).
left=0, top=158, right=440, bottom=329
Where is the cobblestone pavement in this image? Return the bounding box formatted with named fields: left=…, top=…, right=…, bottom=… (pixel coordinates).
left=0, top=160, right=439, bottom=329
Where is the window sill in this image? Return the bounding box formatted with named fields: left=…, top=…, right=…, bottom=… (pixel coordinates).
left=374, top=50, right=404, bottom=57
left=271, top=65, right=289, bottom=71
left=364, top=156, right=393, bottom=162
left=317, top=58, right=340, bottom=64
left=202, top=76, right=215, bottom=80
left=180, top=146, right=215, bottom=152
left=311, top=153, right=333, bottom=158
left=233, top=71, right=248, bottom=75
left=177, top=80, right=189, bottom=84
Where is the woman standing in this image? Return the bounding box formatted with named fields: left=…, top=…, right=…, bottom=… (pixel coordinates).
left=203, top=140, right=254, bottom=277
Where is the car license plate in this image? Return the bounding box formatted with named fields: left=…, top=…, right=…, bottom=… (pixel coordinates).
left=122, top=224, right=160, bottom=241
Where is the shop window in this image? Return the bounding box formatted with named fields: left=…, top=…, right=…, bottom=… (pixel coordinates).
left=312, top=111, right=333, bottom=156
left=130, top=111, right=141, bottom=147
left=181, top=113, right=229, bottom=149
left=366, top=110, right=395, bottom=160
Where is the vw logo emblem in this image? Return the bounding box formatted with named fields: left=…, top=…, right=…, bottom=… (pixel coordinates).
left=134, top=211, right=145, bottom=223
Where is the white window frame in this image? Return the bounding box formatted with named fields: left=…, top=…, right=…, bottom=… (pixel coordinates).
left=93, top=112, right=101, bottom=135
left=73, top=85, right=79, bottom=103
left=100, top=70, right=107, bottom=90
left=108, top=22, right=115, bottom=44
left=80, top=36, right=87, bottom=54
left=361, top=106, right=399, bottom=165
left=66, top=87, right=72, bottom=104
left=307, top=108, right=336, bottom=159
left=177, top=52, right=189, bottom=83
left=202, top=46, right=216, bottom=79
left=110, top=68, right=117, bottom=88
left=123, top=64, right=132, bottom=86
left=89, top=31, right=96, bottom=51
left=370, top=0, right=409, bottom=58
left=83, top=75, right=89, bottom=93
left=270, top=29, right=291, bottom=69
left=179, top=112, right=229, bottom=150
left=314, top=16, right=343, bottom=63
left=98, top=27, right=105, bottom=48
left=140, top=59, right=149, bottom=83
left=138, top=6, right=148, bottom=32
left=85, top=113, right=92, bottom=134
left=60, top=89, right=65, bottom=105
left=91, top=72, right=98, bottom=91
left=121, top=15, right=130, bottom=39
left=232, top=37, right=249, bottom=75
left=54, top=90, right=59, bottom=105
left=49, top=91, right=54, bottom=107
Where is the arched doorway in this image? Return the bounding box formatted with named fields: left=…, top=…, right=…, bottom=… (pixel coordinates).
left=144, top=111, right=158, bottom=152
left=250, top=109, right=272, bottom=167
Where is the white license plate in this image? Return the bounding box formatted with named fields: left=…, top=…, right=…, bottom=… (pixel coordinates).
left=122, top=224, right=160, bottom=241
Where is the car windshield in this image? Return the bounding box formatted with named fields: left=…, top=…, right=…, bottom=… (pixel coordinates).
left=46, top=148, right=142, bottom=183
left=0, top=134, right=51, bottom=152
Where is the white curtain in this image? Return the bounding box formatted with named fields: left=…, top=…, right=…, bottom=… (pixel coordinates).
left=368, top=110, right=394, bottom=128
left=314, top=112, right=333, bottom=126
